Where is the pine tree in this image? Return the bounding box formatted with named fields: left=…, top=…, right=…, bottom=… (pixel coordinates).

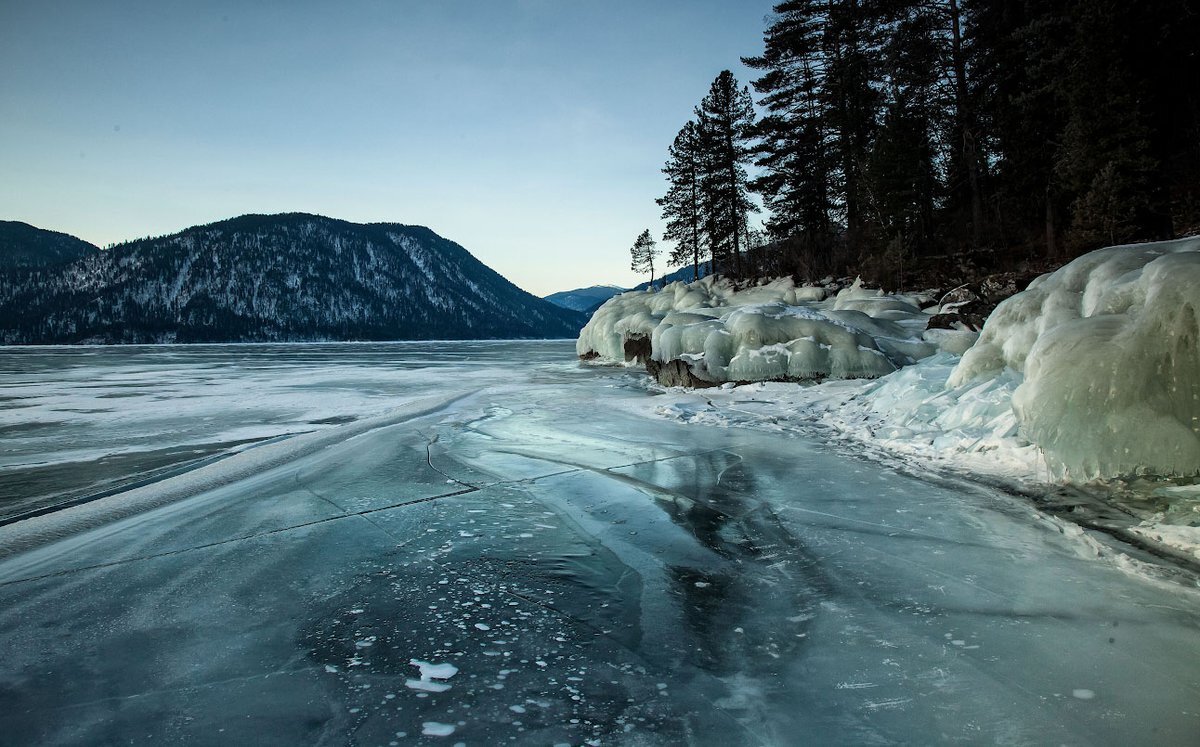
left=742, top=1, right=835, bottom=243
left=1053, top=0, right=1166, bottom=249
left=657, top=121, right=707, bottom=281
left=864, top=0, right=941, bottom=254
left=695, top=70, right=758, bottom=278
left=744, top=1, right=884, bottom=262
left=822, top=0, right=883, bottom=244
left=967, top=0, right=1198, bottom=257
left=657, top=0, right=1200, bottom=285
left=967, top=0, right=1069, bottom=256
left=629, top=229, right=659, bottom=287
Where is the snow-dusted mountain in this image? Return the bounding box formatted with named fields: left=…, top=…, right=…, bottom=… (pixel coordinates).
left=0, top=213, right=585, bottom=343
left=630, top=261, right=712, bottom=292
left=0, top=220, right=99, bottom=269
left=543, top=284, right=626, bottom=313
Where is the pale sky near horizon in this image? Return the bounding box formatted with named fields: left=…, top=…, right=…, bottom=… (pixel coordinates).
left=1, top=0, right=776, bottom=296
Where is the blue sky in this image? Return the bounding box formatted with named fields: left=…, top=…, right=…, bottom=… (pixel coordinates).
left=1, top=0, right=776, bottom=295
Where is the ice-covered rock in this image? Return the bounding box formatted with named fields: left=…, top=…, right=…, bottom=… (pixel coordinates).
left=578, top=276, right=962, bottom=384
left=950, top=237, right=1200, bottom=479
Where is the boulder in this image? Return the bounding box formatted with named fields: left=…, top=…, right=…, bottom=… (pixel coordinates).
left=938, top=284, right=980, bottom=308
left=646, top=358, right=718, bottom=388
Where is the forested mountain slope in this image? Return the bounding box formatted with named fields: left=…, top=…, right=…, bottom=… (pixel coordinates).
left=0, top=221, right=99, bottom=270
left=0, top=214, right=585, bottom=343
left=543, top=285, right=626, bottom=313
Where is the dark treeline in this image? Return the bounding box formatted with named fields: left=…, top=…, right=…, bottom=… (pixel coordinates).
left=658, top=0, right=1200, bottom=287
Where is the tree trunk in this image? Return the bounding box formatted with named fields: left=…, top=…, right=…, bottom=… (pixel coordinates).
left=1045, top=183, right=1057, bottom=259
left=949, top=0, right=984, bottom=248
left=728, top=148, right=742, bottom=279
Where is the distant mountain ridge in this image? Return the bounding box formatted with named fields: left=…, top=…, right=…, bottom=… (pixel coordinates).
left=0, top=214, right=585, bottom=344
left=544, top=264, right=715, bottom=318
left=543, top=284, right=626, bottom=313
left=0, top=220, right=99, bottom=269
left=632, top=261, right=712, bottom=292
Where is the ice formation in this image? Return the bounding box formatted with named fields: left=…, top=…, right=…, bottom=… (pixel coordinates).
left=949, top=237, right=1200, bottom=479
left=577, top=276, right=969, bottom=383
left=585, top=237, right=1200, bottom=483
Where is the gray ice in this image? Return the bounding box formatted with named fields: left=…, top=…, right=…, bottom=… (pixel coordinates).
left=0, top=341, right=1197, bottom=745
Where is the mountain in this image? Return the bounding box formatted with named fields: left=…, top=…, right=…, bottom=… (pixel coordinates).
left=631, top=261, right=712, bottom=292
left=543, top=284, right=625, bottom=313
left=0, top=213, right=586, bottom=344
left=0, top=221, right=99, bottom=269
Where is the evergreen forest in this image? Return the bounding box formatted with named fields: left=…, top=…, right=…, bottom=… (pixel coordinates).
left=656, top=0, right=1200, bottom=288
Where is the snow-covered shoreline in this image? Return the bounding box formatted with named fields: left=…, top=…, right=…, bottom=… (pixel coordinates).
left=581, top=237, right=1200, bottom=566
left=629, top=372, right=1200, bottom=572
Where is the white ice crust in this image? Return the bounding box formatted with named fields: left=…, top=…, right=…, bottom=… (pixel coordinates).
left=950, top=237, right=1200, bottom=479
left=590, top=239, right=1200, bottom=482
left=578, top=276, right=962, bottom=382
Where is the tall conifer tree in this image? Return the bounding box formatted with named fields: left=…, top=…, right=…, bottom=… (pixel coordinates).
left=695, top=70, right=758, bottom=278
left=743, top=2, right=835, bottom=242
left=657, top=121, right=707, bottom=281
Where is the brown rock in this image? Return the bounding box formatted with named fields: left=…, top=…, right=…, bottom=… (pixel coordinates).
left=646, top=358, right=718, bottom=388
left=927, top=298, right=990, bottom=331
left=979, top=271, right=1041, bottom=304
left=939, top=284, right=980, bottom=308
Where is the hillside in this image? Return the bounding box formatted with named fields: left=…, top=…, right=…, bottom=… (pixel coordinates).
left=543, top=284, right=625, bottom=313
left=631, top=261, right=711, bottom=292
left=0, top=221, right=99, bottom=269
left=0, top=213, right=585, bottom=344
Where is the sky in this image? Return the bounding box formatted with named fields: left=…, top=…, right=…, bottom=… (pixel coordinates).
left=0, top=0, right=777, bottom=296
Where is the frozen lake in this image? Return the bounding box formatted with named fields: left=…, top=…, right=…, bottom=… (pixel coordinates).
left=0, top=341, right=1197, bottom=745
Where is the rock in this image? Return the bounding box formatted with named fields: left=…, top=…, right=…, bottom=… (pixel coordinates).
left=646, top=358, right=718, bottom=388
left=979, top=271, right=1041, bottom=304
left=927, top=298, right=990, bottom=331
left=578, top=350, right=600, bottom=361
left=929, top=272, right=1039, bottom=332
left=939, top=284, right=979, bottom=308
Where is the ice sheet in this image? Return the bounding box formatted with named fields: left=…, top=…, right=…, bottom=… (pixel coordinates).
left=0, top=342, right=1197, bottom=745
left=0, top=342, right=523, bottom=519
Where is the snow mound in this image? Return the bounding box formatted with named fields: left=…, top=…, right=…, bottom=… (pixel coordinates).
left=578, top=276, right=962, bottom=383
left=950, top=237, right=1200, bottom=479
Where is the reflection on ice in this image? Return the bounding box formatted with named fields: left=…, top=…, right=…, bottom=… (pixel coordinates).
left=0, top=341, right=1197, bottom=745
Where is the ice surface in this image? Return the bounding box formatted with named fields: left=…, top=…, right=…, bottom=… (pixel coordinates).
left=0, top=342, right=1197, bottom=745
left=0, top=342, right=508, bottom=519
left=578, top=276, right=955, bottom=382
left=950, top=237, right=1200, bottom=479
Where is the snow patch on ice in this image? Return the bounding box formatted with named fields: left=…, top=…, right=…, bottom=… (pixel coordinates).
left=405, top=678, right=451, bottom=693
left=1128, top=523, right=1200, bottom=562
left=409, top=659, right=459, bottom=680
left=421, top=721, right=456, bottom=736
left=406, top=659, right=458, bottom=693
